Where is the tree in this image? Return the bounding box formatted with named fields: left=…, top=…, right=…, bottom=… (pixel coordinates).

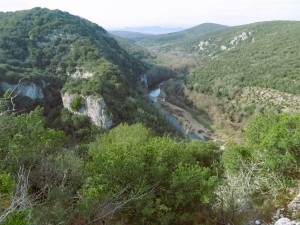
left=245, top=113, right=300, bottom=177
left=81, top=123, right=220, bottom=224
left=219, top=113, right=300, bottom=224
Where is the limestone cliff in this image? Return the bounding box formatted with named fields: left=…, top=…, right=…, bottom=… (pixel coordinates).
left=1, top=81, right=44, bottom=100
left=62, top=92, right=113, bottom=129
left=68, top=68, right=94, bottom=78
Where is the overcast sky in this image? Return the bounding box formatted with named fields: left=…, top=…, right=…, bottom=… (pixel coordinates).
left=1, top=0, right=300, bottom=29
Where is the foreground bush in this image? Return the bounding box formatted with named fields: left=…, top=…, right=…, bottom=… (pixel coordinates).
left=81, top=123, right=221, bottom=224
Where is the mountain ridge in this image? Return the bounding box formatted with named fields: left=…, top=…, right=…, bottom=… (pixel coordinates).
left=0, top=7, right=174, bottom=135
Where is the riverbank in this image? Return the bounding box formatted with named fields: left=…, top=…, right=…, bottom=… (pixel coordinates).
left=157, top=89, right=217, bottom=141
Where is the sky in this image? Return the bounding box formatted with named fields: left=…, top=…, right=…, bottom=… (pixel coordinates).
left=1, top=0, right=300, bottom=30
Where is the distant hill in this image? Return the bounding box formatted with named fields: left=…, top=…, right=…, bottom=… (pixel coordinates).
left=110, top=30, right=152, bottom=39
left=186, top=21, right=300, bottom=96
left=115, top=26, right=186, bottom=34
left=131, top=21, right=300, bottom=95
left=133, top=23, right=228, bottom=48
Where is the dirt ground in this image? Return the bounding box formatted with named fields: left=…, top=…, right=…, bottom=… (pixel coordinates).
left=157, top=93, right=217, bottom=141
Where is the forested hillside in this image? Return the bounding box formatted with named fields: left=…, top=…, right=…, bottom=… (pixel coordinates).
left=186, top=21, right=300, bottom=96
left=0, top=8, right=174, bottom=137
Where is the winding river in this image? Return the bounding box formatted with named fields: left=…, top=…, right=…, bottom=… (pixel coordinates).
left=149, top=86, right=205, bottom=141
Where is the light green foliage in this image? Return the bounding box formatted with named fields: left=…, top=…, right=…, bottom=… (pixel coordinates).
left=132, top=23, right=226, bottom=49
left=2, top=210, right=30, bottom=225
left=187, top=21, right=300, bottom=96
left=223, top=113, right=300, bottom=179
left=245, top=113, right=300, bottom=176
left=222, top=144, right=252, bottom=174
left=82, top=123, right=221, bottom=224
left=220, top=113, right=300, bottom=224
left=0, top=174, right=14, bottom=196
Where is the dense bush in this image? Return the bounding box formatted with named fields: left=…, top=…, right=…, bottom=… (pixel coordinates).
left=81, top=123, right=221, bottom=224
left=220, top=113, right=300, bottom=224
left=70, top=95, right=84, bottom=111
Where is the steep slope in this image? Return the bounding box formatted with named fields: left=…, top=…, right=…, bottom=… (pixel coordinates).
left=134, top=23, right=227, bottom=48
left=0, top=8, right=143, bottom=81
left=0, top=8, right=173, bottom=136
left=187, top=21, right=300, bottom=95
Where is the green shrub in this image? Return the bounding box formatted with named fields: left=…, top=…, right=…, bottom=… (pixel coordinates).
left=81, top=123, right=221, bottom=224
left=70, top=95, right=84, bottom=112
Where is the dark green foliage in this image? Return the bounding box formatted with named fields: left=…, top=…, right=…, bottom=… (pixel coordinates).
left=2, top=210, right=30, bottom=225
left=0, top=107, right=68, bottom=172
left=70, top=95, right=84, bottom=111
left=59, top=108, right=99, bottom=142
left=0, top=7, right=143, bottom=78
left=0, top=107, right=84, bottom=224
left=0, top=8, right=175, bottom=137
left=82, top=123, right=221, bottom=224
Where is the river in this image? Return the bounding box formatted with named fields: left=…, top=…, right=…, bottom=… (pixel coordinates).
left=149, top=86, right=160, bottom=102
left=149, top=86, right=205, bottom=141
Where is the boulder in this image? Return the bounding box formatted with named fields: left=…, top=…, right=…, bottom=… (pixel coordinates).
left=62, top=92, right=113, bottom=129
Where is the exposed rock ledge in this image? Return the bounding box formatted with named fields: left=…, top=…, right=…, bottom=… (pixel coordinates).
left=274, top=218, right=300, bottom=225
left=68, top=68, right=93, bottom=78
left=1, top=81, right=44, bottom=100
left=62, top=92, right=112, bottom=129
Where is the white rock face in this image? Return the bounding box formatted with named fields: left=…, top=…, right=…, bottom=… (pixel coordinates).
left=199, top=40, right=209, bottom=50
left=221, top=45, right=227, bottom=51
left=275, top=218, right=292, bottom=225
left=274, top=218, right=300, bottom=225
left=1, top=82, right=44, bottom=100
left=288, top=192, right=300, bottom=218
left=69, top=69, right=93, bottom=78
left=62, top=92, right=113, bottom=129
left=230, top=32, right=250, bottom=46
left=239, top=32, right=248, bottom=41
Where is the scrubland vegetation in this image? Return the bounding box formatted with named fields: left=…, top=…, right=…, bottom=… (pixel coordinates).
left=1, top=8, right=300, bottom=225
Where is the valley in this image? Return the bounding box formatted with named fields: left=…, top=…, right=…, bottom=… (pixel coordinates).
left=0, top=7, right=300, bottom=225
left=123, top=21, right=300, bottom=142
left=149, top=84, right=218, bottom=141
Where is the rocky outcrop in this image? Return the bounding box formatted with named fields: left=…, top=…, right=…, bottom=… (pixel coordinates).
left=271, top=193, right=300, bottom=225
left=199, top=40, right=210, bottom=50
left=274, top=218, right=300, bottom=225
left=221, top=45, right=227, bottom=51
left=62, top=92, right=112, bottom=129
left=230, top=32, right=250, bottom=46
left=68, top=68, right=93, bottom=78
left=1, top=81, right=44, bottom=100
left=289, top=192, right=300, bottom=218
